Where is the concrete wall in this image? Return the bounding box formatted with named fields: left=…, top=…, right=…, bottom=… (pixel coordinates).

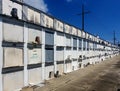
left=73, top=38, right=77, bottom=47
left=22, top=5, right=28, bottom=21
left=71, top=27, right=77, bottom=35
left=3, top=21, right=23, bottom=42
left=54, top=19, right=63, bottom=32
left=56, top=32, right=65, bottom=46
left=3, top=71, right=24, bottom=91
left=28, top=26, right=42, bottom=44
left=56, top=47, right=64, bottom=61
left=72, top=50, right=77, bottom=59
left=64, top=24, right=71, bottom=34
left=28, top=68, right=42, bottom=85
left=45, top=66, right=54, bottom=80
left=82, top=31, right=86, bottom=38
left=72, top=61, right=78, bottom=71
left=2, top=0, right=22, bottom=19
left=3, top=47, right=23, bottom=67
left=66, top=35, right=71, bottom=47
left=65, top=49, right=71, bottom=60
left=28, top=48, right=42, bottom=64
left=0, top=1, right=119, bottom=91
left=57, top=64, right=64, bottom=75
left=41, top=13, right=53, bottom=28
left=66, top=63, right=72, bottom=73
left=28, top=8, right=34, bottom=22
left=28, top=8, right=40, bottom=24
left=78, top=29, right=82, bottom=37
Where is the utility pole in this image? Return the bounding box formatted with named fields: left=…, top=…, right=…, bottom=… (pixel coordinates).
left=77, top=3, right=90, bottom=31
left=113, top=31, right=116, bottom=45
left=82, top=4, right=84, bottom=31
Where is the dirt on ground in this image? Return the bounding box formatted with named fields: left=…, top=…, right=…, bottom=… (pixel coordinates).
left=34, top=55, right=120, bottom=91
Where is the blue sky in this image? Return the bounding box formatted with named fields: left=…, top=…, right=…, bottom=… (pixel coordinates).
left=24, top=0, right=120, bottom=44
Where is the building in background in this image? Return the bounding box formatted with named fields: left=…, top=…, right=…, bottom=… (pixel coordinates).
left=0, top=0, right=119, bottom=91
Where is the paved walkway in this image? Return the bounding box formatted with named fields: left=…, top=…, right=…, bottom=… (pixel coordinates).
left=35, top=55, right=120, bottom=91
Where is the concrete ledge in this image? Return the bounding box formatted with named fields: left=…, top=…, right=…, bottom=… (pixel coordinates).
left=2, top=66, right=24, bottom=74
left=27, top=63, right=42, bottom=69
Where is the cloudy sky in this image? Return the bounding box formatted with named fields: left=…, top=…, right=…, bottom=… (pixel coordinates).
left=24, top=0, right=48, bottom=12
left=24, top=0, right=120, bottom=44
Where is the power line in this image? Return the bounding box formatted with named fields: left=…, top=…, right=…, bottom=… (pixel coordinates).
left=113, top=30, right=116, bottom=45
left=77, top=3, right=90, bottom=31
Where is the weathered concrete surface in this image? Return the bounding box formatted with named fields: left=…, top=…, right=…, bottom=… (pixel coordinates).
left=35, top=55, right=120, bottom=91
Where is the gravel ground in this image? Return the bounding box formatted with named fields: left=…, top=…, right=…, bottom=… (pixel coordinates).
left=35, top=55, right=120, bottom=91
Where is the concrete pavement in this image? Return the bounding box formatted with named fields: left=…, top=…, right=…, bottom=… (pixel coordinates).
left=34, top=55, right=120, bottom=91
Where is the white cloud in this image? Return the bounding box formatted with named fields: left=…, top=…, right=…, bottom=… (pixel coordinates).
left=23, top=0, right=48, bottom=12
left=66, top=0, right=72, bottom=2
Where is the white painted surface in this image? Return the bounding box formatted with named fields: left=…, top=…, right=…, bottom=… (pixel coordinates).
left=82, top=31, right=86, bottom=38
left=66, top=36, right=71, bottom=47
left=63, top=34, right=66, bottom=73
left=66, top=63, right=72, bottom=73
left=56, top=32, right=65, bottom=46
left=77, top=38, right=79, bottom=59
left=57, top=64, right=64, bottom=75
left=28, top=49, right=42, bottom=64
left=78, top=29, right=82, bottom=37
left=28, top=28, right=42, bottom=44
left=54, top=32, right=57, bottom=73
left=41, top=13, right=53, bottom=28
left=34, top=11, right=40, bottom=24
left=28, top=8, right=34, bottom=22
left=65, top=50, right=71, bottom=60
left=0, top=17, right=3, bottom=91
left=54, top=19, right=63, bottom=32
left=72, top=50, right=77, bottom=59
left=0, top=4, right=119, bottom=90
left=72, top=61, right=78, bottom=70
left=56, top=49, right=64, bottom=61
left=45, top=66, right=54, bottom=80
left=2, top=0, right=22, bottom=19
left=3, top=22, right=23, bottom=42
left=2, top=0, right=12, bottom=16
left=86, top=33, right=89, bottom=39
left=41, top=29, right=45, bottom=80
left=28, top=68, right=42, bottom=85
left=3, top=47, right=23, bottom=67
left=64, top=24, right=71, bottom=34
left=71, top=27, right=77, bottom=35
left=23, top=23, right=28, bottom=86
left=13, top=1, right=22, bottom=19
left=28, top=8, right=40, bottom=24
left=3, top=71, right=24, bottom=91
left=46, top=15, right=53, bottom=28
